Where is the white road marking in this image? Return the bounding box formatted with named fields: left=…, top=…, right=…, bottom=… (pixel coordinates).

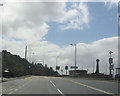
left=49, top=80, right=56, bottom=87
left=67, top=79, right=113, bottom=95
left=52, top=83, right=56, bottom=87
left=49, top=80, right=64, bottom=95
left=50, top=80, right=52, bottom=83
left=57, top=89, right=64, bottom=96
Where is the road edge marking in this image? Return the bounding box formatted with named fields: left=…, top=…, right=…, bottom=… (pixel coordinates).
left=67, top=79, right=113, bottom=95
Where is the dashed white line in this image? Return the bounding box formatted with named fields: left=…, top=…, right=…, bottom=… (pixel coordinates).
left=57, top=89, right=64, bottom=96
left=49, top=80, right=52, bottom=83
left=49, top=80, right=64, bottom=96
left=52, top=83, right=56, bottom=87
left=49, top=80, right=56, bottom=87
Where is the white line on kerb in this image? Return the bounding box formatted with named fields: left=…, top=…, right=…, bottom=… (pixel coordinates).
left=57, top=89, right=64, bottom=96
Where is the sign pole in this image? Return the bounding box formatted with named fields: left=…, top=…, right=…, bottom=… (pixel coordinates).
left=109, top=51, right=113, bottom=78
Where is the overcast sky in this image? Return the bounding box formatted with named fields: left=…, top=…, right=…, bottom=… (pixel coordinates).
left=1, top=1, right=119, bottom=74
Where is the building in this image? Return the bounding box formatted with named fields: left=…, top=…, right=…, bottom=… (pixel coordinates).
left=69, top=70, right=87, bottom=77
left=115, top=68, right=120, bottom=80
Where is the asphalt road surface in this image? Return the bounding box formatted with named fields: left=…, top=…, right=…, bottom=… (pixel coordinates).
left=1, top=76, right=119, bottom=95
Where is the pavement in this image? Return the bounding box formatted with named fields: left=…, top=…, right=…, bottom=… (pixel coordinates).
left=1, top=76, right=120, bottom=96
left=0, top=76, right=31, bottom=83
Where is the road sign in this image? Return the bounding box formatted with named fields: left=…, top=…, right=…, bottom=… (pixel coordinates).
left=56, top=66, right=60, bottom=70
left=109, top=58, right=113, bottom=63
left=65, top=66, right=68, bottom=70
left=70, top=66, right=78, bottom=69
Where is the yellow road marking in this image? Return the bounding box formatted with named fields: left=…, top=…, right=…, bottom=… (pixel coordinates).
left=14, top=89, right=18, bottom=91
left=9, top=89, right=13, bottom=91
left=6, top=79, right=33, bottom=94
left=8, top=92, right=12, bottom=94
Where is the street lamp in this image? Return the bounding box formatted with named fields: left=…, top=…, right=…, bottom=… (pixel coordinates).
left=56, top=56, right=59, bottom=72
left=70, top=44, right=77, bottom=70
left=32, top=52, right=35, bottom=64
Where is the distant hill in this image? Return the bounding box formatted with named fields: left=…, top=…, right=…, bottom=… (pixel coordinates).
left=1, top=50, right=58, bottom=78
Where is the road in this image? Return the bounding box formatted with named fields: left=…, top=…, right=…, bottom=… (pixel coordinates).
left=1, top=76, right=119, bottom=96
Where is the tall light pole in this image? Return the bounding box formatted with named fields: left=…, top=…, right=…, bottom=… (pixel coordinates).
left=56, top=56, right=59, bottom=72
left=70, top=44, right=77, bottom=70
left=32, top=52, right=34, bottom=64
left=25, top=45, right=27, bottom=60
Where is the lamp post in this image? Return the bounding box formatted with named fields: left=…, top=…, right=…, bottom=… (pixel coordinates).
left=70, top=44, right=77, bottom=70
left=32, top=52, right=34, bottom=64
left=56, top=56, right=59, bottom=72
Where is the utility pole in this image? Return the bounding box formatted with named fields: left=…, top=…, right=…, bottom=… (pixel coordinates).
left=56, top=56, right=59, bottom=72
